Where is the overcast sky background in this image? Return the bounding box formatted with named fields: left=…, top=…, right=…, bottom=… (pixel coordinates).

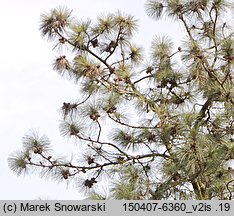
left=0, top=0, right=232, bottom=200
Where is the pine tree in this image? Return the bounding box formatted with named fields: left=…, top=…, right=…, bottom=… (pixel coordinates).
left=9, top=1, right=234, bottom=200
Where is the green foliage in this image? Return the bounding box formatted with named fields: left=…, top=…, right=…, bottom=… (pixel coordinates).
left=40, top=7, right=72, bottom=40
left=145, top=0, right=164, bottom=20
left=8, top=151, right=28, bottom=176
left=9, top=1, right=234, bottom=200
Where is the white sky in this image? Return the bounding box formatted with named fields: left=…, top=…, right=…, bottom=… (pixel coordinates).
left=2, top=0, right=231, bottom=200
